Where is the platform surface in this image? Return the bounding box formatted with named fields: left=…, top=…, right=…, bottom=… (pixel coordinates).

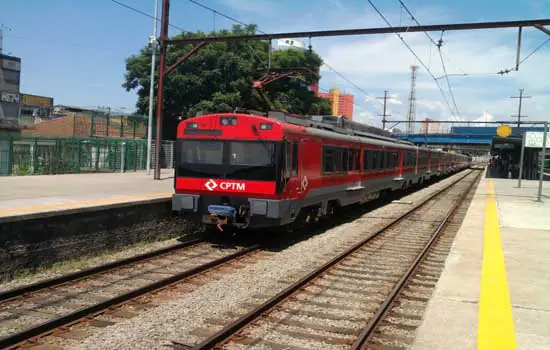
left=412, top=173, right=550, bottom=349
left=0, top=171, right=174, bottom=219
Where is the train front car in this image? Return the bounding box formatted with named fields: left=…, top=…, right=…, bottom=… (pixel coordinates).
left=173, top=113, right=285, bottom=231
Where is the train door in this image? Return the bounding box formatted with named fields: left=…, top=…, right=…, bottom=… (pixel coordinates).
left=284, top=141, right=301, bottom=197
left=297, top=141, right=306, bottom=194
left=415, top=147, right=419, bottom=175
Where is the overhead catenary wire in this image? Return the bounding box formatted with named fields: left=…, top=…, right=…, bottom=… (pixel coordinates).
left=397, top=0, right=466, bottom=75
left=515, top=36, right=550, bottom=67
left=186, top=0, right=384, bottom=106
left=110, top=0, right=186, bottom=32
left=397, top=0, right=461, bottom=118
left=366, top=0, right=458, bottom=121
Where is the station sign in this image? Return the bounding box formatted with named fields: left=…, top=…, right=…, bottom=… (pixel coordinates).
left=496, top=124, right=512, bottom=138
left=21, top=94, right=53, bottom=108
left=524, top=131, right=550, bottom=149
left=0, top=91, right=20, bottom=104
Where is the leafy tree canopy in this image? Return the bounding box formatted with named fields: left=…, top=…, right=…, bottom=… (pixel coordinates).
left=123, top=24, right=330, bottom=139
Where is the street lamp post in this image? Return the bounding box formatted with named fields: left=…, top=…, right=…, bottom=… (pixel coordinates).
left=146, top=0, right=159, bottom=176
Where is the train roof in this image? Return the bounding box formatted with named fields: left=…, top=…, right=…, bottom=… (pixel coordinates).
left=265, top=111, right=421, bottom=150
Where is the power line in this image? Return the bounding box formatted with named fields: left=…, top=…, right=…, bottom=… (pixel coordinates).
left=396, top=0, right=461, bottom=118
left=185, top=0, right=269, bottom=68
left=110, top=0, right=185, bottom=32
left=437, top=38, right=461, bottom=117
left=366, top=0, right=458, bottom=120
left=397, top=0, right=466, bottom=75
left=187, top=0, right=267, bottom=34
left=517, top=36, right=550, bottom=66
left=185, top=0, right=383, bottom=105
left=322, top=61, right=383, bottom=105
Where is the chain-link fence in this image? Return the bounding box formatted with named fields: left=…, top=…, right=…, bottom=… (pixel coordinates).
left=0, top=136, right=175, bottom=176
left=73, top=113, right=147, bottom=138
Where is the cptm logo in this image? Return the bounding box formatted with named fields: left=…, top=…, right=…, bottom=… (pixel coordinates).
left=204, top=179, right=246, bottom=192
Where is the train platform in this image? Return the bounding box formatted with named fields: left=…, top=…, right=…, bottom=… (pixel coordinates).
left=412, top=173, right=550, bottom=349
left=0, top=171, right=174, bottom=221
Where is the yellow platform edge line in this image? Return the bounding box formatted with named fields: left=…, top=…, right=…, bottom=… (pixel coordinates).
left=0, top=192, right=174, bottom=216
left=477, top=179, right=517, bottom=349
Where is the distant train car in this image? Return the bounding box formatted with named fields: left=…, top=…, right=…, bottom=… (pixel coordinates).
left=172, top=111, right=470, bottom=231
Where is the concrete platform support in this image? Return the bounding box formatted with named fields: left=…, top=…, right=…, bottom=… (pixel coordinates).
left=412, top=174, right=550, bottom=349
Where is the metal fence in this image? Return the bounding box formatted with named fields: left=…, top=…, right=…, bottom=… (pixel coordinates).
left=0, top=137, right=175, bottom=176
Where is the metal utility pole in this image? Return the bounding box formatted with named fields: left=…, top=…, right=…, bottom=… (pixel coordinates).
left=406, top=65, right=418, bottom=135
left=537, top=121, right=548, bottom=202
left=377, top=90, right=391, bottom=130
left=510, top=88, right=531, bottom=130
left=517, top=130, right=526, bottom=188
left=146, top=0, right=159, bottom=176
left=154, top=0, right=170, bottom=180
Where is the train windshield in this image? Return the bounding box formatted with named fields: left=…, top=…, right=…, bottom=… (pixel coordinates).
left=177, top=140, right=279, bottom=181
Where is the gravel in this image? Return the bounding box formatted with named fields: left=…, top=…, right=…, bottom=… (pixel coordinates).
left=11, top=172, right=467, bottom=349
left=0, top=238, right=186, bottom=292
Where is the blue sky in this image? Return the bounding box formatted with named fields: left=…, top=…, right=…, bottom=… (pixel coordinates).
left=2, top=0, right=549, bottom=130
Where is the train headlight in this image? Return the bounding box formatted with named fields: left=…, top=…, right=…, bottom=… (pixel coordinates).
left=220, top=117, right=237, bottom=126
left=187, top=122, right=198, bottom=128
left=259, top=123, right=273, bottom=130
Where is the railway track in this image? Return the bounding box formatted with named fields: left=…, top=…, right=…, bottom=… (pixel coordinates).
left=184, top=169, right=481, bottom=350
left=0, top=238, right=262, bottom=349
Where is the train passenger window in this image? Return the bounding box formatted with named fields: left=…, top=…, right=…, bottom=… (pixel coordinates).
left=390, top=152, right=397, bottom=168
left=347, top=149, right=360, bottom=171
left=354, top=150, right=360, bottom=171
left=362, top=150, right=369, bottom=171
left=323, top=146, right=346, bottom=174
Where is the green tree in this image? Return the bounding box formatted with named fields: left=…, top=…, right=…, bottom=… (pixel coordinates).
left=123, top=24, right=330, bottom=139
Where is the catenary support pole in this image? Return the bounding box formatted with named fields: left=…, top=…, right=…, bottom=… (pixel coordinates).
left=537, top=122, right=548, bottom=202
left=146, top=0, right=159, bottom=176
left=518, top=131, right=526, bottom=188
left=154, top=0, right=170, bottom=180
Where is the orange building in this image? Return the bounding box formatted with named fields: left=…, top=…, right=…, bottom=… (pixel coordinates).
left=317, top=88, right=354, bottom=120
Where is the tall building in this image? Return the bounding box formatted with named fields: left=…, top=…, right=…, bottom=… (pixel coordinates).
left=419, top=118, right=441, bottom=134
left=0, top=54, right=21, bottom=125
left=317, top=88, right=354, bottom=120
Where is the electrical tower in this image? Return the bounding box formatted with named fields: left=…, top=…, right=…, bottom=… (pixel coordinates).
left=406, top=65, right=418, bottom=135
left=377, top=90, right=392, bottom=131
left=510, top=88, right=531, bottom=130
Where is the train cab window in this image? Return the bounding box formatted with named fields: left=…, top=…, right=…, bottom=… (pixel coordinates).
left=230, top=142, right=275, bottom=166
left=180, top=140, right=224, bottom=165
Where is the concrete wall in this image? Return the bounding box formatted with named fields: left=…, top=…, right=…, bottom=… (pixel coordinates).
left=0, top=199, right=193, bottom=277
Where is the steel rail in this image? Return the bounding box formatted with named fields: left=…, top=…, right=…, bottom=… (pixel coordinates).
left=0, top=245, right=260, bottom=349
left=0, top=238, right=204, bottom=303
left=190, top=169, right=475, bottom=350
left=351, top=170, right=481, bottom=349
